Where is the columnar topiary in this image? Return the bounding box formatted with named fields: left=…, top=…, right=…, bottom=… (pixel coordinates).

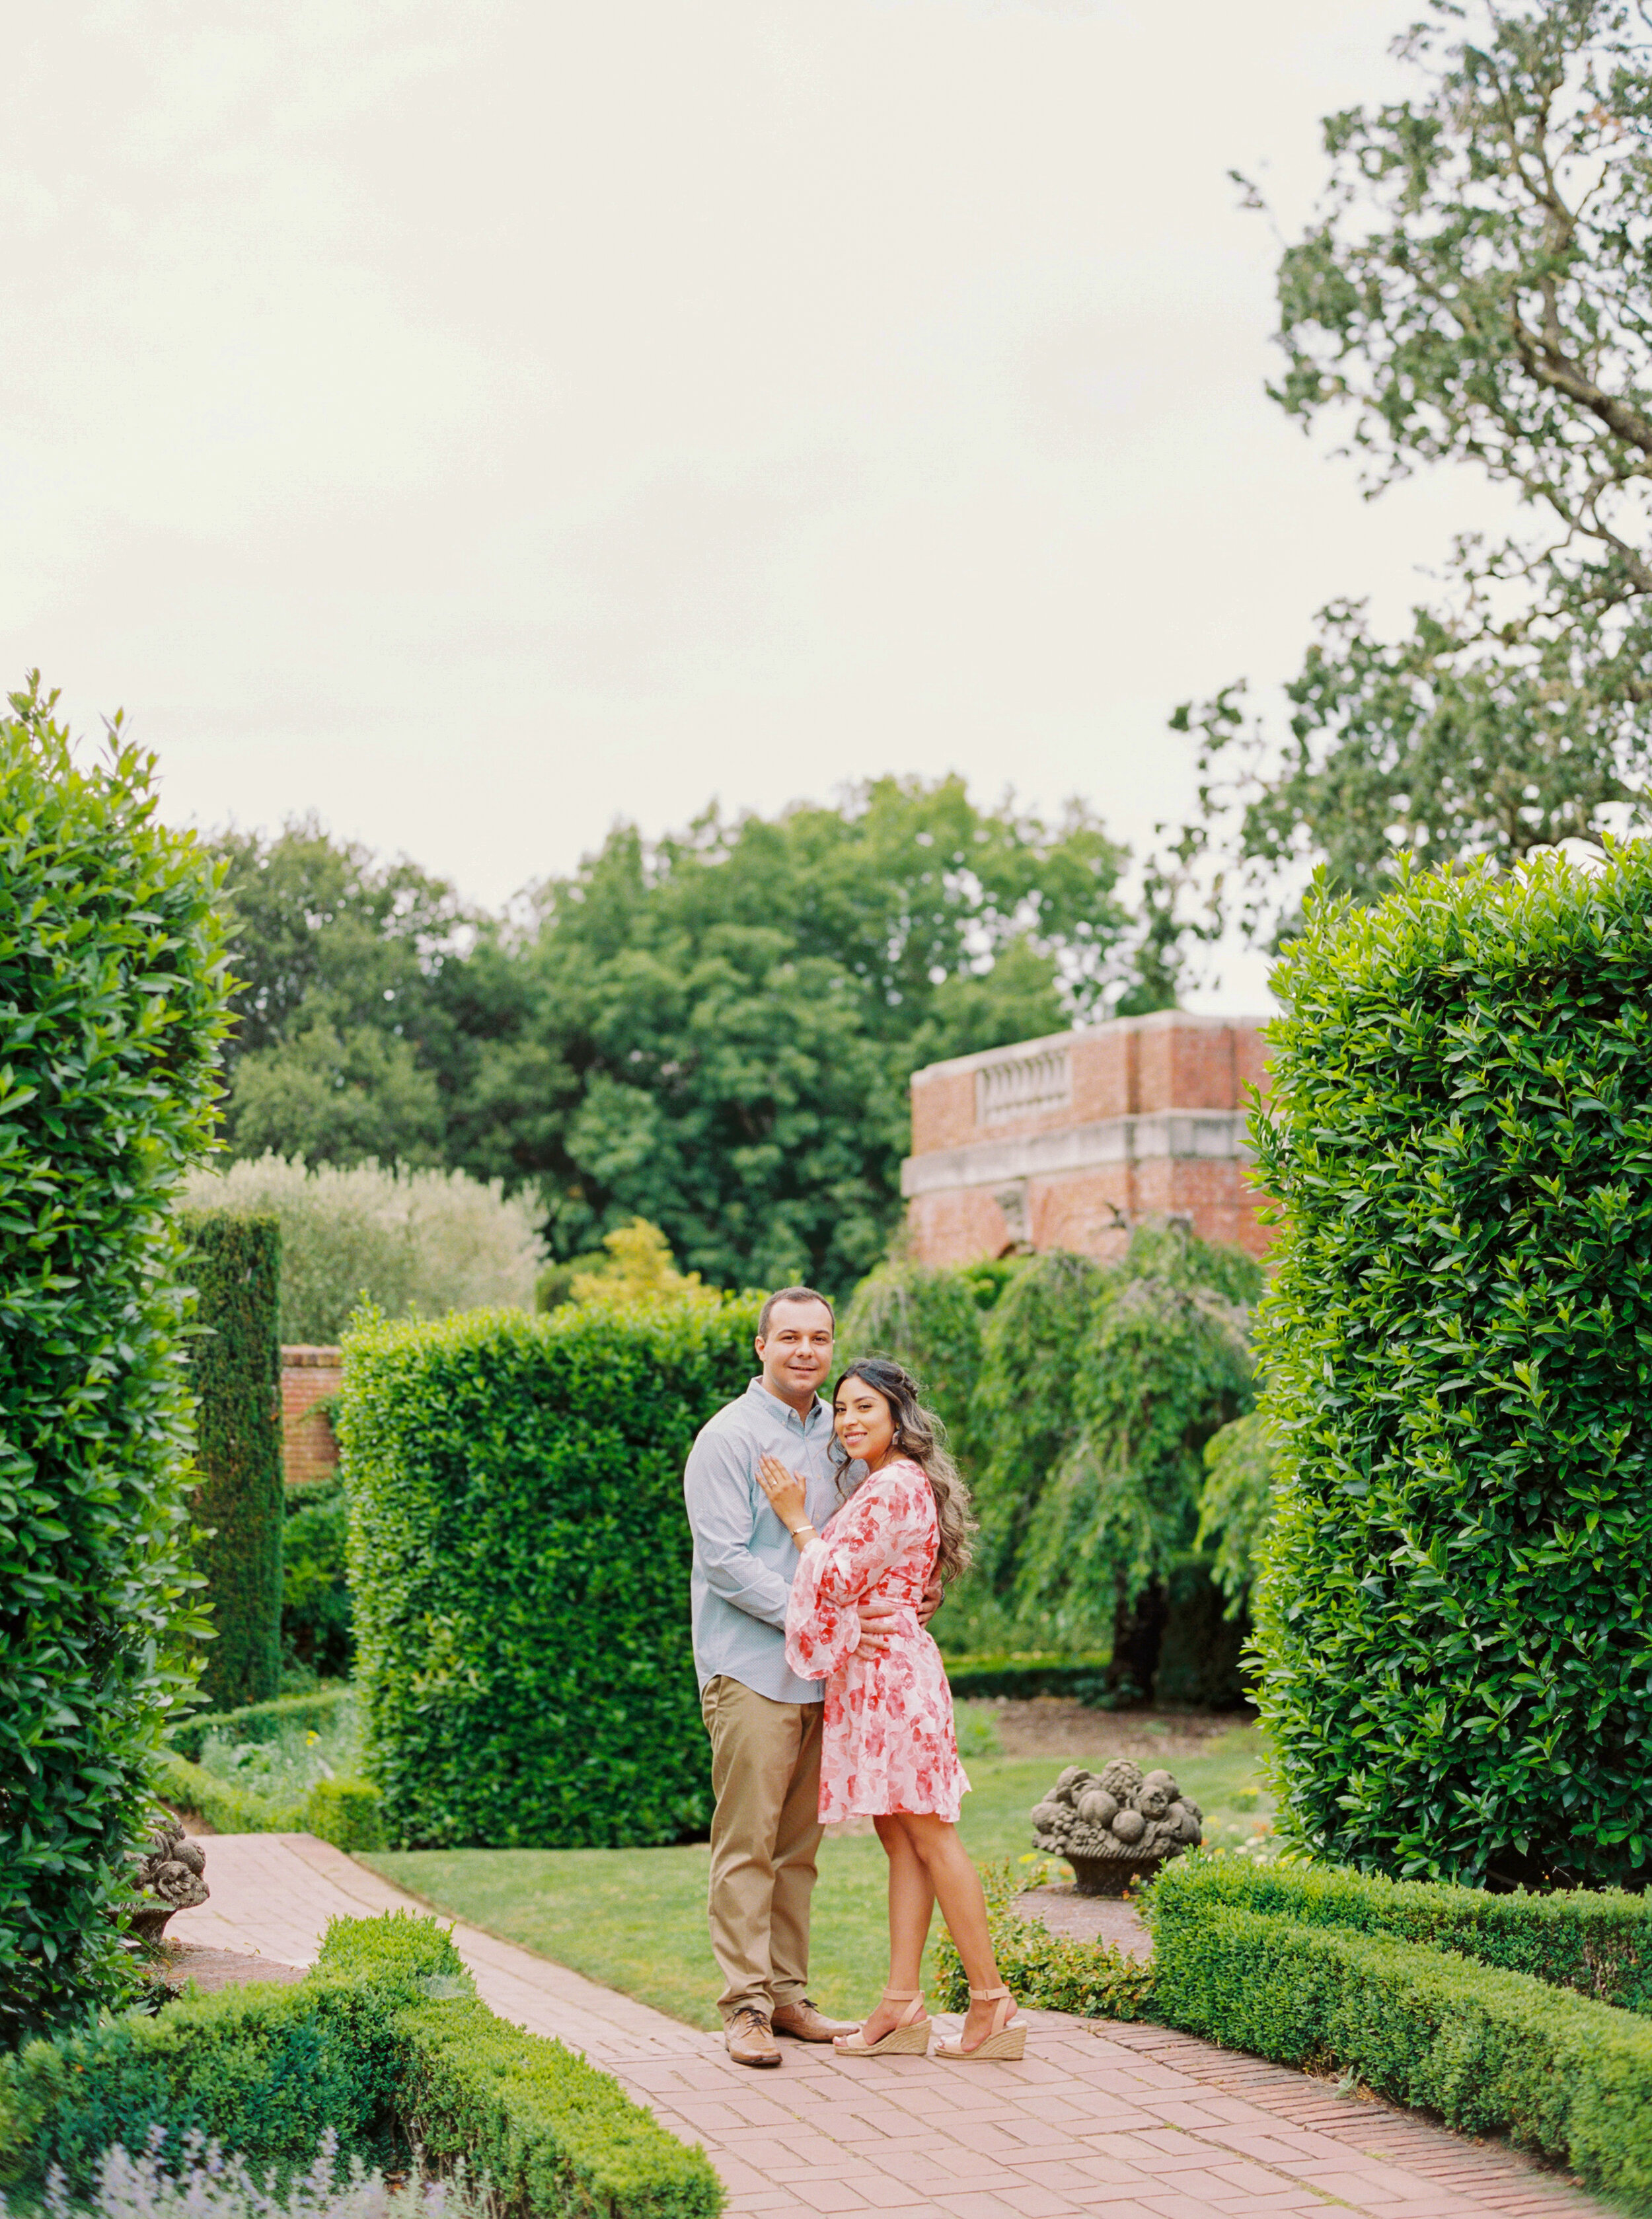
left=0, top=676, right=230, bottom=2042
left=1253, top=848, right=1652, bottom=1888
left=179, top=1211, right=284, bottom=1708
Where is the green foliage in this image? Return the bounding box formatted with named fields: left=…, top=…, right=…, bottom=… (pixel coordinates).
left=940, top=1659, right=1110, bottom=1700
left=934, top=1912, right=1154, bottom=2022
left=2, top=1909, right=720, bottom=2219
left=932, top=1864, right=1154, bottom=2020
left=305, top=1778, right=387, bottom=1853
left=970, top=1250, right=1111, bottom=1597
left=562, top=1219, right=706, bottom=1307
left=180, top=1156, right=543, bottom=1345
left=151, top=1749, right=382, bottom=1850
left=170, top=1687, right=350, bottom=1766
left=210, top=819, right=470, bottom=1172
left=838, top=1257, right=1004, bottom=1455
left=455, top=777, right=1145, bottom=1291
left=0, top=675, right=231, bottom=2047
left=1181, top=3, right=1652, bottom=944
left=395, top=1984, right=720, bottom=2219
left=1252, top=846, right=1652, bottom=1887
left=974, top=1228, right=1259, bottom=1656
left=1149, top=1854, right=1652, bottom=2015
left=179, top=1213, right=284, bottom=1710
left=340, top=1298, right=761, bottom=1848
left=1151, top=1902, right=1652, bottom=2212
left=1195, top=1413, right=1282, bottom=1615
left=208, top=784, right=1178, bottom=1292
left=282, top=1483, right=353, bottom=1678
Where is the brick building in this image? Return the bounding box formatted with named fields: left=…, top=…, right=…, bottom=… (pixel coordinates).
left=900, top=1010, right=1271, bottom=1266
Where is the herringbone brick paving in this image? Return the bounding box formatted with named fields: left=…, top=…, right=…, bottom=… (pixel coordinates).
left=174, top=1835, right=1620, bottom=2219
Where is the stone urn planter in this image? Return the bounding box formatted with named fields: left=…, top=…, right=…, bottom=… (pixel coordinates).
left=127, top=1819, right=209, bottom=1943
left=1030, top=1759, right=1201, bottom=1897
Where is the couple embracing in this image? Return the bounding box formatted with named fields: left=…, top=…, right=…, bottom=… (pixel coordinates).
left=684, top=1285, right=1022, bottom=2068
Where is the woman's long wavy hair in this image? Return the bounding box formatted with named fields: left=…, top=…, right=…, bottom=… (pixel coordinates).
left=829, top=1356, right=977, bottom=1587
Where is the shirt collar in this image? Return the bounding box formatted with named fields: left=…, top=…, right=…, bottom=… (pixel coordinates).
left=747, top=1375, right=828, bottom=1432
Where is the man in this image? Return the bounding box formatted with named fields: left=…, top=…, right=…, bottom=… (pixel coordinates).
left=685, top=1285, right=936, bottom=2066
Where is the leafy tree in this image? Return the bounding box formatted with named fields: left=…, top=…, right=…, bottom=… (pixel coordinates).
left=179, top=1156, right=543, bottom=1343
left=963, top=1227, right=1261, bottom=1662
left=209, top=819, right=470, bottom=1167
left=453, top=777, right=1153, bottom=1291
left=1180, top=0, right=1652, bottom=940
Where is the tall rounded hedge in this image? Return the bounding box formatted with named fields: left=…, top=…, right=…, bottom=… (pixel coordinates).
left=179, top=1211, right=283, bottom=1710
left=1252, top=848, right=1652, bottom=1890
left=338, top=1295, right=759, bottom=1848
left=0, top=677, right=231, bottom=2042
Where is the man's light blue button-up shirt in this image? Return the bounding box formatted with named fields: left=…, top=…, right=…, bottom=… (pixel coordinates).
left=685, top=1376, right=852, bottom=1706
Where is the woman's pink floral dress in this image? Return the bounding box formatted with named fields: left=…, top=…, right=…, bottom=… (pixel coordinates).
left=784, top=1457, right=970, bottom=1823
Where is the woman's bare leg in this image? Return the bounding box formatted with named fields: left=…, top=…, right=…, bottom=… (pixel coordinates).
left=856, top=1814, right=936, bottom=2044
left=899, top=1813, right=1012, bottom=2049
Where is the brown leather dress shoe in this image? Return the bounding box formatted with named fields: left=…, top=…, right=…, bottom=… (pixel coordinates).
left=724, top=2005, right=782, bottom=2067
left=772, top=1997, right=859, bottom=2042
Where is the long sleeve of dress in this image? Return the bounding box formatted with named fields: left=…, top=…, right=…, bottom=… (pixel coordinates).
left=784, top=1467, right=927, bottom=1682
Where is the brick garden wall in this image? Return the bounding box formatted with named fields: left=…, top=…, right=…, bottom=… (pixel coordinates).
left=280, top=1345, right=342, bottom=1486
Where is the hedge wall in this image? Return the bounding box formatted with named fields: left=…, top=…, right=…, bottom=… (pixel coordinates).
left=338, top=1297, right=759, bottom=1848
left=0, top=677, right=231, bottom=2045
left=180, top=1211, right=283, bottom=1710
left=1252, top=848, right=1652, bottom=1887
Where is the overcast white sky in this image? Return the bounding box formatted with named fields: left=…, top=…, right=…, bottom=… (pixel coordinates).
left=3, top=1, right=1511, bottom=1011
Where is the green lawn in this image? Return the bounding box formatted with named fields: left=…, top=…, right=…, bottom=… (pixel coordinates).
left=362, top=1725, right=1271, bottom=2030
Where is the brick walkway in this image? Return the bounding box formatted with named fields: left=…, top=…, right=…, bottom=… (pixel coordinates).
left=171, top=1836, right=1618, bottom=2219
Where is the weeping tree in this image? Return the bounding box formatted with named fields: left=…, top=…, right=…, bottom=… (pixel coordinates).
left=837, top=1255, right=1019, bottom=1466
left=967, top=1226, right=1263, bottom=1693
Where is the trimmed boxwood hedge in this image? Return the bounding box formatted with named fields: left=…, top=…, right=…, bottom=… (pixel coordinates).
left=1150, top=1852, right=1652, bottom=2014
left=0, top=1911, right=721, bottom=2219
left=1252, top=847, right=1652, bottom=1887
left=339, top=1297, right=759, bottom=1849
left=0, top=677, right=231, bottom=2045
left=1151, top=1901, right=1652, bottom=2211
left=151, top=1749, right=384, bottom=1850
left=179, top=1211, right=285, bottom=1710
left=169, top=1686, right=349, bottom=1765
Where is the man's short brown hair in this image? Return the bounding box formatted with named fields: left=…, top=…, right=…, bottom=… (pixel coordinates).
left=757, top=1285, right=836, bottom=1339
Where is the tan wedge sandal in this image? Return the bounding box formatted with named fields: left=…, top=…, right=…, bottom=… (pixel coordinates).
left=934, top=1984, right=1026, bottom=2061
left=832, top=1987, right=932, bottom=2056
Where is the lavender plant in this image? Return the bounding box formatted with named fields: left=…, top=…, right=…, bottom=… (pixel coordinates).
left=11, top=2129, right=490, bottom=2219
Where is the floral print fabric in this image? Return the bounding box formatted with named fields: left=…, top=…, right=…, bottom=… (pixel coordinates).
left=784, top=1456, right=970, bottom=1823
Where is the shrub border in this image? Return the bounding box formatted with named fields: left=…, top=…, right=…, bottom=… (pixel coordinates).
left=1148, top=1853, right=1652, bottom=2015
left=152, top=1750, right=383, bottom=1851
left=0, top=1911, right=722, bottom=2219
left=1151, top=1902, right=1652, bottom=2212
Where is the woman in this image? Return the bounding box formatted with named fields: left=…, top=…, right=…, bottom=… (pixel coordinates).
left=756, top=1357, right=1024, bottom=2062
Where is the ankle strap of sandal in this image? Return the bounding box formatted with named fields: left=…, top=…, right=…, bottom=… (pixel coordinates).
left=967, top=1986, right=1012, bottom=2001
left=882, top=1986, right=924, bottom=2000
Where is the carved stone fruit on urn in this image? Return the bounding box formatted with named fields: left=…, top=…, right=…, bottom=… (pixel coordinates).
left=1030, top=1759, right=1201, bottom=1895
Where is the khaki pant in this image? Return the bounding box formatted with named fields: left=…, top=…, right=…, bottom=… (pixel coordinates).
left=700, top=1676, right=824, bottom=2023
